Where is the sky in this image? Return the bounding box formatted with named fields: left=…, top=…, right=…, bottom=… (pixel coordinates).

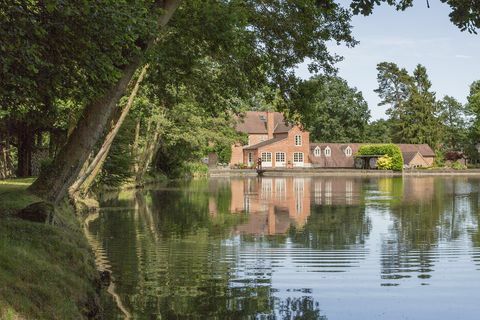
left=296, top=1, right=480, bottom=120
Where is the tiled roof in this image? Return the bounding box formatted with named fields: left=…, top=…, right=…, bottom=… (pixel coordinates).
left=243, top=137, right=287, bottom=150
left=309, top=143, right=434, bottom=168
left=402, top=151, right=421, bottom=164
left=309, top=143, right=359, bottom=168
left=235, top=111, right=293, bottom=134
left=396, top=144, right=435, bottom=157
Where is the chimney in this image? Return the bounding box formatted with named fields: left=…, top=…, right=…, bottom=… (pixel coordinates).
left=267, top=111, right=274, bottom=139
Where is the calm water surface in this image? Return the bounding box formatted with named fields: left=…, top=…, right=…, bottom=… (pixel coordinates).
left=90, top=176, right=480, bottom=319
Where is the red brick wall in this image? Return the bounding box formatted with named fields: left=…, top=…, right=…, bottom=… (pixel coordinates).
left=253, top=126, right=310, bottom=168
left=230, top=143, right=244, bottom=166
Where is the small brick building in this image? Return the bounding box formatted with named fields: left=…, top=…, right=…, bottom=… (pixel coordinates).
left=230, top=111, right=310, bottom=168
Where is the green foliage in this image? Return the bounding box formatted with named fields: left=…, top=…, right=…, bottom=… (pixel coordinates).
left=293, top=75, right=370, bottom=142
left=466, top=81, right=480, bottom=161
left=438, top=95, right=468, bottom=151
left=357, top=144, right=403, bottom=171
left=97, top=115, right=137, bottom=188
left=377, top=154, right=393, bottom=170
left=451, top=161, right=467, bottom=170
left=434, top=150, right=445, bottom=168
left=364, top=119, right=392, bottom=143
left=350, top=0, right=480, bottom=33
left=178, top=162, right=209, bottom=178
left=375, top=63, right=442, bottom=148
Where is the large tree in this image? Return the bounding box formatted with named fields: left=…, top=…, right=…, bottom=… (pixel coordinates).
left=293, top=75, right=370, bottom=142
left=375, top=63, right=442, bottom=147
left=438, top=95, right=468, bottom=150
left=364, top=119, right=392, bottom=143
left=2, top=0, right=477, bottom=201
left=23, top=0, right=356, bottom=202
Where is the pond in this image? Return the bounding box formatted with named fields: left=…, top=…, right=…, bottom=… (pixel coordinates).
left=89, top=176, right=480, bottom=319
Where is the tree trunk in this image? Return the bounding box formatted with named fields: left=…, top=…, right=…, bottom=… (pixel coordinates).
left=28, top=0, right=181, bottom=203
left=17, top=124, right=34, bottom=177
left=135, top=121, right=162, bottom=185
left=70, top=64, right=149, bottom=195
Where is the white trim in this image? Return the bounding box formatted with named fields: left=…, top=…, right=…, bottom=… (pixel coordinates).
left=247, top=152, right=254, bottom=165
left=324, top=146, right=331, bottom=157
left=275, top=152, right=286, bottom=167
left=345, top=146, right=352, bottom=157
left=261, top=152, right=272, bottom=167
left=295, top=134, right=302, bottom=146
left=314, top=146, right=321, bottom=157
left=293, top=152, right=304, bottom=167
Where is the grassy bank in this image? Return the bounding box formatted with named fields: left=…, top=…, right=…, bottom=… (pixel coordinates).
left=0, top=179, right=100, bottom=319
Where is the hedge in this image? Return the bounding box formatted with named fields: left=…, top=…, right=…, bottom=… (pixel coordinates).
left=357, top=144, right=403, bottom=171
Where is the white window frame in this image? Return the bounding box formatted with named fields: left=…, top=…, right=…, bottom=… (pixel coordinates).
left=248, top=152, right=254, bottom=165
left=295, top=134, right=302, bottom=146
left=324, top=146, right=331, bottom=157
left=293, top=152, right=304, bottom=166
left=261, top=152, right=272, bottom=167
left=275, top=152, right=286, bottom=167
left=314, top=146, right=321, bottom=157
left=345, top=146, right=352, bottom=157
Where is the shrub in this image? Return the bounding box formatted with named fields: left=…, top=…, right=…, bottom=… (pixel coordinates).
left=451, top=161, right=467, bottom=170
left=377, top=155, right=392, bottom=170
left=434, top=150, right=445, bottom=167
left=357, top=144, right=403, bottom=171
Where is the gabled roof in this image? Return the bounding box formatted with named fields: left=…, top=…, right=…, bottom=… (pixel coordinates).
left=402, top=151, right=422, bottom=164
left=243, top=137, right=287, bottom=150
left=235, top=111, right=293, bottom=134
left=396, top=144, right=435, bottom=157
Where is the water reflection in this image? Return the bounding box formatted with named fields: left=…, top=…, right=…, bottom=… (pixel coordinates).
left=92, top=177, right=480, bottom=319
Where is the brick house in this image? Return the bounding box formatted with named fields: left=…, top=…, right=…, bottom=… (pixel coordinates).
left=230, top=111, right=310, bottom=168
left=229, top=111, right=435, bottom=169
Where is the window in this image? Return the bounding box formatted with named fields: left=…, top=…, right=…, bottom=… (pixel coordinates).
left=314, top=146, right=321, bottom=157
left=345, top=146, right=352, bottom=157
left=275, top=152, right=286, bottom=163
left=293, top=152, right=304, bottom=163
left=295, top=135, right=302, bottom=146
left=324, top=146, right=331, bottom=157
left=261, top=152, right=272, bottom=162
left=248, top=152, right=253, bottom=164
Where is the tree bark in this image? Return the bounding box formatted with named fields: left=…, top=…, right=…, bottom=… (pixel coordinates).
left=135, top=121, right=162, bottom=185
left=70, top=64, right=149, bottom=195
left=17, top=124, right=34, bottom=177
left=28, top=0, right=181, bottom=203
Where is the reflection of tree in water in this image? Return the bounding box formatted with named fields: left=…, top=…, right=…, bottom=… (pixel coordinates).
left=273, top=296, right=327, bottom=320
left=380, top=177, right=479, bottom=285
left=289, top=205, right=370, bottom=250
left=95, top=180, right=329, bottom=319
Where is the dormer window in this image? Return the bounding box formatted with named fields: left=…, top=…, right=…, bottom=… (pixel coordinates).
left=295, top=135, right=302, bottom=146
left=314, top=146, right=321, bottom=157
left=345, top=146, right=352, bottom=157
left=324, top=146, right=331, bottom=157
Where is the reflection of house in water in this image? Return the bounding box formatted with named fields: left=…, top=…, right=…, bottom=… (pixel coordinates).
left=226, top=177, right=362, bottom=235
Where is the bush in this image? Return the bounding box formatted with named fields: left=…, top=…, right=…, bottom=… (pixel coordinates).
left=434, top=149, right=445, bottom=167
left=377, top=155, right=392, bottom=170
left=451, top=161, right=467, bottom=170
left=357, top=144, right=403, bottom=171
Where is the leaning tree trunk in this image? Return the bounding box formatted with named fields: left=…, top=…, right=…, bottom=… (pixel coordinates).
left=28, top=0, right=181, bottom=203
left=70, top=64, right=149, bottom=195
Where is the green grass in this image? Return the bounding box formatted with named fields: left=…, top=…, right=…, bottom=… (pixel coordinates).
left=0, top=178, right=41, bottom=215
left=0, top=179, right=100, bottom=319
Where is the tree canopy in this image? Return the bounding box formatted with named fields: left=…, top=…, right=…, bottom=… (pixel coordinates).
left=293, top=75, right=370, bottom=142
